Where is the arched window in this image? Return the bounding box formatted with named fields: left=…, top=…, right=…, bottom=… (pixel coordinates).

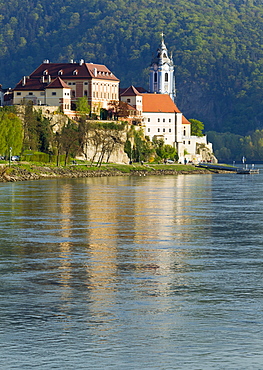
left=154, top=72, right=157, bottom=83
left=165, top=73, right=168, bottom=82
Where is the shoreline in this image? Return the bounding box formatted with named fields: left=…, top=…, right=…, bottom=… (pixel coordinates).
left=0, top=163, right=223, bottom=182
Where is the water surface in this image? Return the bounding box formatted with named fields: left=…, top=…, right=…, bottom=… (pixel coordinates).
left=1, top=172, right=263, bottom=369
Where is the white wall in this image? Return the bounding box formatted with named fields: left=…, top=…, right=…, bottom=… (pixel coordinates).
left=142, top=112, right=176, bottom=146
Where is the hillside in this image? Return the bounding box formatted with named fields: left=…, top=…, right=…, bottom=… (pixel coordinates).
left=0, top=0, right=263, bottom=135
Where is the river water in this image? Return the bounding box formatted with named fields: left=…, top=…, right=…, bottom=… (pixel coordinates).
left=1, top=171, right=263, bottom=369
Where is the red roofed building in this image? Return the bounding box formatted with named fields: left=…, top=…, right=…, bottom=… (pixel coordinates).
left=120, top=87, right=214, bottom=163
left=13, top=60, right=119, bottom=114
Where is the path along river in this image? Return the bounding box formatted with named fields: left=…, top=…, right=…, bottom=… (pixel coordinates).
left=1, top=170, right=263, bottom=369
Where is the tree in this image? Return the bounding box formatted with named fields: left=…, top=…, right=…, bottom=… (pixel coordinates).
left=76, top=97, right=91, bottom=118
left=108, top=100, right=129, bottom=119
left=153, top=138, right=177, bottom=160
left=0, top=109, right=23, bottom=157
left=189, top=119, right=205, bottom=137
left=60, top=120, right=81, bottom=165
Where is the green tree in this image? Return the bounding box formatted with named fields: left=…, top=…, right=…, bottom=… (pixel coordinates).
left=76, top=97, right=91, bottom=117
left=189, top=119, right=204, bottom=137
left=0, top=109, right=23, bottom=157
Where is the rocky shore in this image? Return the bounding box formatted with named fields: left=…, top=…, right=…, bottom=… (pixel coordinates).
left=0, top=163, right=215, bottom=182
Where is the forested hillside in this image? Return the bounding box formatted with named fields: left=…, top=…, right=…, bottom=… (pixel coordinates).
left=0, top=0, right=263, bottom=135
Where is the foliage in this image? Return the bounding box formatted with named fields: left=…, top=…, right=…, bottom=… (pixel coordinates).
left=189, top=119, right=204, bottom=137
left=207, top=130, right=263, bottom=162
left=108, top=100, right=130, bottom=119
left=152, top=138, right=177, bottom=160
left=131, top=128, right=154, bottom=162
left=23, top=102, right=52, bottom=153
left=76, top=96, right=91, bottom=117
left=1, top=0, right=263, bottom=134
left=0, top=107, right=23, bottom=157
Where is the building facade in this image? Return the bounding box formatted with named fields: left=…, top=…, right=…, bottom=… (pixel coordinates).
left=13, top=60, right=119, bottom=114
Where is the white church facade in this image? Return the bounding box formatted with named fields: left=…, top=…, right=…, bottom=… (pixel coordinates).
left=121, top=36, right=215, bottom=163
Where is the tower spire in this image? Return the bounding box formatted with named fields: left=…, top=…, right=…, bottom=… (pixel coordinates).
left=149, top=35, right=176, bottom=101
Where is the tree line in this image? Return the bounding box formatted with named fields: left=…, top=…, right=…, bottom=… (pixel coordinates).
left=0, top=0, right=263, bottom=135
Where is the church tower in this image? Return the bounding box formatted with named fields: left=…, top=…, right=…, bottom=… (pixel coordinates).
left=149, top=34, right=176, bottom=102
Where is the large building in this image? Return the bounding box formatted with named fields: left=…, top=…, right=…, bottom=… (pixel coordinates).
left=120, top=36, right=215, bottom=163
left=12, top=60, right=119, bottom=114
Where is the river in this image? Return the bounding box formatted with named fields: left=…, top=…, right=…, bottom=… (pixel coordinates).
left=1, top=171, right=263, bottom=369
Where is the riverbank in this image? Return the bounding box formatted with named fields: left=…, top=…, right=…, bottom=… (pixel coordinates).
left=0, top=162, right=220, bottom=182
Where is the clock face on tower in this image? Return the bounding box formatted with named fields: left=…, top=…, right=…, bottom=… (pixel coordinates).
left=153, top=63, right=158, bottom=71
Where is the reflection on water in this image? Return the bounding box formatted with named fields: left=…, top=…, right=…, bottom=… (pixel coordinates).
left=1, top=173, right=263, bottom=369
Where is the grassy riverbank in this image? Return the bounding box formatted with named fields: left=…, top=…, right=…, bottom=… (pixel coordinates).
left=0, top=162, right=216, bottom=182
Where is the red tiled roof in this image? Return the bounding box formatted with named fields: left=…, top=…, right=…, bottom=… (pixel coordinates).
left=30, top=62, right=119, bottom=81
left=45, top=77, right=70, bottom=89
left=182, top=116, right=191, bottom=125
left=142, top=94, right=181, bottom=113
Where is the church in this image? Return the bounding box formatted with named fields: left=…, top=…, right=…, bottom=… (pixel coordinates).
left=120, top=35, right=215, bottom=163
left=9, top=35, right=215, bottom=163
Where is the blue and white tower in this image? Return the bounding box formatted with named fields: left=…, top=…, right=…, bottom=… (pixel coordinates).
left=149, top=33, right=176, bottom=102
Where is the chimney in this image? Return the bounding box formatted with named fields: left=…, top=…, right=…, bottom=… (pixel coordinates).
left=48, top=75, right=51, bottom=83
left=43, top=59, right=49, bottom=64
left=22, top=76, right=26, bottom=86
left=93, top=67, right=97, bottom=77
left=79, top=59, right=84, bottom=65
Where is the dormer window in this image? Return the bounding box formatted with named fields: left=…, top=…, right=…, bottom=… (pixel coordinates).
left=58, top=70, right=63, bottom=75
left=43, top=70, right=48, bottom=75
left=73, top=69, right=78, bottom=75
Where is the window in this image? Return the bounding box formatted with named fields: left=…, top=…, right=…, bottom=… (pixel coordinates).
left=183, top=141, right=185, bottom=144
left=169, top=128, right=171, bottom=132
left=16, top=92, right=21, bottom=96
left=188, top=141, right=191, bottom=145
left=84, top=82, right=88, bottom=85
left=163, top=128, right=165, bottom=132
left=163, top=118, right=165, bottom=122
left=72, top=90, right=76, bottom=97
left=40, top=92, right=45, bottom=96
left=169, top=119, right=171, bottom=123
left=165, top=73, right=168, bottom=82
left=183, top=129, right=186, bottom=136
left=68, top=82, right=72, bottom=85
left=52, top=92, right=56, bottom=96
left=28, top=92, right=33, bottom=96
left=148, top=118, right=150, bottom=122
left=127, top=98, right=130, bottom=103
left=158, top=118, right=160, bottom=122
left=84, top=90, right=88, bottom=96
left=73, top=69, right=78, bottom=75
left=148, top=128, right=150, bottom=132
left=154, top=72, right=157, bottom=83
left=158, top=128, right=160, bottom=132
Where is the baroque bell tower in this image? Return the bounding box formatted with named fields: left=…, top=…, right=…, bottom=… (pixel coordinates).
left=149, top=33, right=176, bottom=101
